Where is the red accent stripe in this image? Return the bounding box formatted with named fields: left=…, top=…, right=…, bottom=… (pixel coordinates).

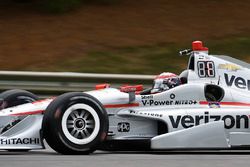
left=32, top=98, right=55, bottom=104
left=104, top=103, right=139, bottom=108
left=200, top=101, right=250, bottom=106
left=32, top=99, right=48, bottom=104
left=11, top=103, right=139, bottom=115
left=10, top=110, right=44, bottom=116
left=199, top=101, right=209, bottom=105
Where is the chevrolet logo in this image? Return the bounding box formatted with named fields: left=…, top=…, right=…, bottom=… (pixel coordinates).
left=218, top=63, right=241, bottom=71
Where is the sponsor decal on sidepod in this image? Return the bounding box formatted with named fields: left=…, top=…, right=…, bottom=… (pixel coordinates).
left=141, top=95, right=197, bottom=106
left=169, top=112, right=249, bottom=129
left=0, top=138, right=40, bottom=145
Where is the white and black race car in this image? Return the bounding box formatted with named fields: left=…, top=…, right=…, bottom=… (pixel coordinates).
left=1, top=41, right=250, bottom=154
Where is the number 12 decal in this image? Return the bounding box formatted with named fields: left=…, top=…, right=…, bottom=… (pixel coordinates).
left=197, top=61, right=215, bottom=78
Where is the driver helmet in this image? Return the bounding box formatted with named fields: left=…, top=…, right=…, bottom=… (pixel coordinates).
left=151, top=72, right=181, bottom=93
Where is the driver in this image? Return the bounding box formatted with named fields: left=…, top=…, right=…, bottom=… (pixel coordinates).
left=151, top=72, right=181, bottom=93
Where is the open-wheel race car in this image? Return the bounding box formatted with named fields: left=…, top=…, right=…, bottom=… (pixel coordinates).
left=1, top=41, right=250, bottom=154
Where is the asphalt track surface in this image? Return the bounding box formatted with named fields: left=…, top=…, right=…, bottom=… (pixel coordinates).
left=0, top=143, right=250, bottom=167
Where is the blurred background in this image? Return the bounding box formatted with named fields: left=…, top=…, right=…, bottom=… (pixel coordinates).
left=0, top=0, right=250, bottom=75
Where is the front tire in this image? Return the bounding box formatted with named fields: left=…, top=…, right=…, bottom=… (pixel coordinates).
left=42, top=92, right=108, bottom=154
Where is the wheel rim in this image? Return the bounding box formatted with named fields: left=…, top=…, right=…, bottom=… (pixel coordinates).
left=61, top=104, right=100, bottom=145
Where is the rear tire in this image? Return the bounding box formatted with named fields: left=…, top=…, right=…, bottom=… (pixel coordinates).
left=0, top=89, right=39, bottom=109
left=42, top=92, right=108, bottom=155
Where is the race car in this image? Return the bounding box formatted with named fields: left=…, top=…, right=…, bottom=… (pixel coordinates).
left=1, top=41, right=250, bottom=154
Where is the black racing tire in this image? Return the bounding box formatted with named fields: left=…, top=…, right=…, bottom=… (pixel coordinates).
left=0, top=89, right=39, bottom=109
left=42, top=92, right=108, bottom=155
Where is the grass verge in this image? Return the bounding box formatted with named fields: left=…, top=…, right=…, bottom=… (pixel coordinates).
left=26, top=35, right=250, bottom=75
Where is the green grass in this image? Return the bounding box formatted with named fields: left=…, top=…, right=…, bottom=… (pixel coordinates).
left=206, top=37, right=250, bottom=60
left=32, top=35, right=250, bottom=75
left=54, top=43, right=190, bottom=75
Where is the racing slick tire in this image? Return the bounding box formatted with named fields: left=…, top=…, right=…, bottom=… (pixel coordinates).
left=0, top=89, right=39, bottom=152
left=42, top=92, right=108, bottom=155
left=0, top=89, right=39, bottom=110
